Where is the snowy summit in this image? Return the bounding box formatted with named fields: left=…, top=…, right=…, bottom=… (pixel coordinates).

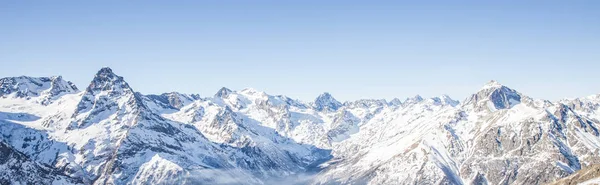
left=1, top=67, right=600, bottom=185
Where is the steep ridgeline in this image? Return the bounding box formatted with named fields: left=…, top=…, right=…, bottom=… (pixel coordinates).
left=1, top=68, right=600, bottom=185
left=0, top=76, right=78, bottom=105
left=0, top=67, right=331, bottom=185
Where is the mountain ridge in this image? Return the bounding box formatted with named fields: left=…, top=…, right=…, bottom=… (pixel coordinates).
left=1, top=67, right=600, bottom=185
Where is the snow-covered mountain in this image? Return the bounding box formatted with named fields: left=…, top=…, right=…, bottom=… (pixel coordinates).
left=2, top=68, right=600, bottom=185
left=0, top=76, right=78, bottom=105
left=313, top=81, right=599, bottom=184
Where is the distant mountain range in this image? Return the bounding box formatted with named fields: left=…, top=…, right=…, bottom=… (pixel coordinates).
left=1, top=67, right=600, bottom=184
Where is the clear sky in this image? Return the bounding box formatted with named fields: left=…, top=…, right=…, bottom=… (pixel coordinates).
left=1, top=1, right=599, bottom=102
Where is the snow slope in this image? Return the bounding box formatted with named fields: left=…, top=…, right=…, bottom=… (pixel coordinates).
left=2, top=69, right=600, bottom=185
left=313, top=81, right=600, bottom=185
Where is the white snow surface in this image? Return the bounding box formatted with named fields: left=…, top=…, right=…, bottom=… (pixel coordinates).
left=2, top=68, right=600, bottom=185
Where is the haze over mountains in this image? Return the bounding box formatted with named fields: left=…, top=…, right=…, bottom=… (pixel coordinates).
left=2, top=67, right=600, bottom=184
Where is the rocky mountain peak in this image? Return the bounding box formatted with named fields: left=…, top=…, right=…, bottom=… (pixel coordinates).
left=73, top=67, right=146, bottom=121
left=0, top=76, right=78, bottom=104
left=215, top=87, right=233, bottom=98
left=463, top=80, right=522, bottom=111
left=47, top=76, right=79, bottom=96
left=4, top=68, right=600, bottom=185
left=97, top=67, right=114, bottom=75
left=160, top=92, right=200, bottom=109
left=430, top=94, right=459, bottom=106
left=388, top=98, right=402, bottom=106
left=314, top=92, right=342, bottom=111
left=404, top=95, right=424, bottom=105
left=86, top=67, right=129, bottom=93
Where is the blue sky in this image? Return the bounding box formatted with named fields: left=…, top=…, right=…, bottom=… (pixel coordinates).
left=1, top=1, right=599, bottom=102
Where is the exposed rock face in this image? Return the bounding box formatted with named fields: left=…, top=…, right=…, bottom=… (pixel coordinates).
left=312, top=81, right=600, bottom=185
left=0, top=140, right=79, bottom=184
left=314, top=92, right=342, bottom=112
left=214, top=87, right=233, bottom=98
left=431, top=95, right=459, bottom=107
left=0, top=67, right=332, bottom=185
left=326, top=110, right=360, bottom=142
left=546, top=164, right=600, bottom=185
left=388, top=98, right=402, bottom=106
left=0, top=76, right=79, bottom=105
left=72, top=67, right=147, bottom=127
left=404, top=95, right=425, bottom=105
left=463, top=80, right=524, bottom=112
left=3, top=70, right=600, bottom=185
left=151, top=92, right=200, bottom=109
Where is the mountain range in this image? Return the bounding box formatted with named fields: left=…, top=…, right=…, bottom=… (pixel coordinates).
left=1, top=67, right=600, bottom=185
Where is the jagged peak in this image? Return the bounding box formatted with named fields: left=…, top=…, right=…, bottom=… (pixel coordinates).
left=97, top=67, right=114, bottom=75
left=91, top=67, right=121, bottom=84
left=0, top=75, right=78, bottom=100
left=268, top=95, right=308, bottom=108
left=316, top=92, right=334, bottom=99
left=85, top=67, right=131, bottom=93
left=440, top=94, right=452, bottom=99
left=412, top=95, right=424, bottom=100
left=474, top=80, right=521, bottom=95
left=434, top=94, right=456, bottom=102
left=315, top=92, right=337, bottom=103
left=430, top=94, right=459, bottom=106
left=94, top=67, right=117, bottom=79
left=51, top=75, right=63, bottom=81
left=145, top=92, right=201, bottom=110
left=46, top=76, right=79, bottom=96
left=314, top=92, right=342, bottom=111
left=388, top=98, right=402, bottom=106
left=404, top=95, right=424, bottom=104
left=74, top=67, right=146, bottom=118
left=160, top=92, right=201, bottom=99
left=1, top=75, right=44, bottom=81
left=215, top=87, right=233, bottom=98
left=463, top=80, right=523, bottom=111
left=0, top=76, right=51, bottom=88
